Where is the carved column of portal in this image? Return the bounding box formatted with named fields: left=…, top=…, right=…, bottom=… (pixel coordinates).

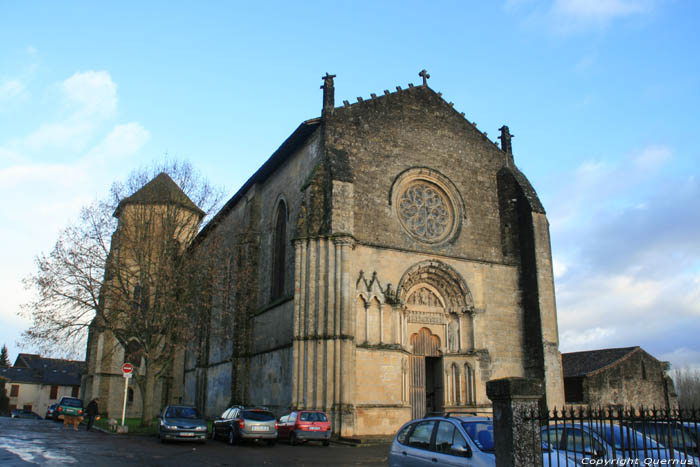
left=292, top=239, right=305, bottom=409
left=335, top=236, right=355, bottom=437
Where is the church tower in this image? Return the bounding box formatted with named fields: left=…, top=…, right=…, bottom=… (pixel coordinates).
left=83, top=172, right=204, bottom=419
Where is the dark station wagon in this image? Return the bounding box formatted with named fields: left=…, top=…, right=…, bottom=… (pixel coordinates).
left=212, top=406, right=278, bottom=446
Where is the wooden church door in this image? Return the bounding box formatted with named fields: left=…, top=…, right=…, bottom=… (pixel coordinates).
left=409, top=328, right=442, bottom=419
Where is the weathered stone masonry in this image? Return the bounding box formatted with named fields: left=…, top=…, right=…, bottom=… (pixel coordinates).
left=182, top=73, right=565, bottom=437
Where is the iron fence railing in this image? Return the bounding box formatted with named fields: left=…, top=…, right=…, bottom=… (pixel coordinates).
left=527, top=406, right=700, bottom=466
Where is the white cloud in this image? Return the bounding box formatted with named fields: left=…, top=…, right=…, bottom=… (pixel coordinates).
left=0, top=80, right=25, bottom=101
left=661, top=348, right=700, bottom=371
left=0, top=163, right=85, bottom=189
left=22, top=71, right=118, bottom=153
left=634, top=144, right=672, bottom=169
left=504, top=0, right=657, bottom=34
left=553, top=257, right=568, bottom=279
left=549, top=143, right=700, bottom=370
left=552, top=0, right=652, bottom=23
left=61, top=70, right=117, bottom=119
left=0, top=69, right=151, bottom=361
left=85, top=123, right=150, bottom=162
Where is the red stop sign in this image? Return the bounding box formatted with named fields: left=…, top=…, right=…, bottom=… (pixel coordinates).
left=122, top=363, right=134, bottom=375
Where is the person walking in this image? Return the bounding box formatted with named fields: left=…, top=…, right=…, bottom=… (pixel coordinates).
left=86, top=398, right=99, bottom=431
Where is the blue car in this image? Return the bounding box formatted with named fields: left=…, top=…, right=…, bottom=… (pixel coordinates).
left=541, top=422, right=699, bottom=465
left=389, top=415, right=577, bottom=467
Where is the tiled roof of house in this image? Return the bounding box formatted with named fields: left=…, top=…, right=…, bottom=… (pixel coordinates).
left=561, top=347, right=640, bottom=378
left=3, top=354, right=86, bottom=386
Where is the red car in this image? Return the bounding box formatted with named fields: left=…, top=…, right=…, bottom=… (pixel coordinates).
left=277, top=410, right=331, bottom=446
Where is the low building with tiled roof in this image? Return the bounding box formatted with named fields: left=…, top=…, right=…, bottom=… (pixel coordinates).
left=562, top=346, right=677, bottom=409
left=1, top=354, right=85, bottom=417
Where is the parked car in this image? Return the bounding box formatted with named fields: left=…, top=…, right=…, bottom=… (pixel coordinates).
left=278, top=410, right=331, bottom=446
left=628, top=421, right=699, bottom=456
left=54, top=397, right=83, bottom=421
left=541, top=422, right=699, bottom=465
left=158, top=405, right=208, bottom=443
left=10, top=408, right=43, bottom=419
left=389, top=414, right=577, bottom=467
left=212, top=406, right=277, bottom=446
left=45, top=403, right=57, bottom=420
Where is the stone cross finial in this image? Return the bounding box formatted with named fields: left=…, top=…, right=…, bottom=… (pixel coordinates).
left=499, top=125, right=514, bottom=154
left=419, top=69, right=430, bottom=87
left=499, top=125, right=515, bottom=167
left=321, top=73, right=337, bottom=116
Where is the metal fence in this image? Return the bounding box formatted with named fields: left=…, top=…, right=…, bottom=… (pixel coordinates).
left=527, top=406, right=700, bottom=466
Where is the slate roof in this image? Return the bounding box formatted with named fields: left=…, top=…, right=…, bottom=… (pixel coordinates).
left=1, top=354, right=86, bottom=386
left=561, top=347, right=641, bottom=378
left=114, top=172, right=205, bottom=218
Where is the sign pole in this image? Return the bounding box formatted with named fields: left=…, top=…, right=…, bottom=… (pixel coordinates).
left=120, top=362, right=134, bottom=427
left=121, top=374, right=130, bottom=426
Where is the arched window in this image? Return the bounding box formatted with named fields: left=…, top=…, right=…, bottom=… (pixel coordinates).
left=271, top=200, right=287, bottom=300
left=124, top=339, right=142, bottom=366
left=451, top=363, right=460, bottom=405
left=464, top=363, right=476, bottom=405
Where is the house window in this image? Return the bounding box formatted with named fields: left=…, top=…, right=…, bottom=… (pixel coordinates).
left=270, top=200, right=287, bottom=300
left=128, top=388, right=134, bottom=403
left=50, top=385, right=58, bottom=399
left=641, top=361, right=647, bottom=380
left=23, top=404, right=32, bottom=412
left=10, top=384, right=19, bottom=397
left=71, top=386, right=79, bottom=397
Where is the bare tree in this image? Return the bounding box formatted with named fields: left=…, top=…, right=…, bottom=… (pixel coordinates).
left=674, top=368, right=700, bottom=409
left=22, top=160, right=226, bottom=425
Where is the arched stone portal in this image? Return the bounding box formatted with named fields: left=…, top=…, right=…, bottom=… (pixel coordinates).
left=400, top=260, right=475, bottom=419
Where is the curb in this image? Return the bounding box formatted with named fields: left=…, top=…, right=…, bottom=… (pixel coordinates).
left=331, top=437, right=393, bottom=447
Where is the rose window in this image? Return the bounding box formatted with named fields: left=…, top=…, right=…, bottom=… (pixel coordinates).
left=398, top=182, right=453, bottom=242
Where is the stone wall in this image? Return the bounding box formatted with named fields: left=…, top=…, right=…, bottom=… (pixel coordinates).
left=581, top=350, right=672, bottom=408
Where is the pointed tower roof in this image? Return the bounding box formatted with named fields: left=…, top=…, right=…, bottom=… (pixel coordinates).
left=114, top=172, right=205, bottom=218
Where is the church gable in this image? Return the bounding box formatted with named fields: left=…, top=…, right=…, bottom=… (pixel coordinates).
left=323, top=83, right=514, bottom=262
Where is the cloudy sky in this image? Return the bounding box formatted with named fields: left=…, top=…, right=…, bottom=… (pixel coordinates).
left=1, top=1, right=698, bottom=370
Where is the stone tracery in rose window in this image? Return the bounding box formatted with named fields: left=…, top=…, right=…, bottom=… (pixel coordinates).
left=398, top=182, right=452, bottom=242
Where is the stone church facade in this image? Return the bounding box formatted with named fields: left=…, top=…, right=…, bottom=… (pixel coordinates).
left=181, top=73, right=565, bottom=437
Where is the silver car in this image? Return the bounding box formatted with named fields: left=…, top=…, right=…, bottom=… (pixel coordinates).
left=158, top=405, right=208, bottom=443
left=389, top=415, right=577, bottom=467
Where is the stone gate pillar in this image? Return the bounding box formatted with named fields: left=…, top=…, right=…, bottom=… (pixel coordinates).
left=486, top=377, right=543, bottom=467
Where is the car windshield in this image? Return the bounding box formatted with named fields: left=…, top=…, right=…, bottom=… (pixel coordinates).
left=60, top=398, right=82, bottom=407
left=462, top=420, right=495, bottom=452
left=165, top=407, right=201, bottom=419
left=242, top=410, right=275, bottom=421
left=592, top=424, right=662, bottom=451
left=300, top=412, right=328, bottom=422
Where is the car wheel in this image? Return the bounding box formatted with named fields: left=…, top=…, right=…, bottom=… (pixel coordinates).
left=267, top=440, right=276, bottom=447
left=290, top=432, right=298, bottom=446
left=323, top=440, right=330, bottom=447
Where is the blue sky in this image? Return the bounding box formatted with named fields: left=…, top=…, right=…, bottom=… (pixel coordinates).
left=1, top=1, right=698, bottom=371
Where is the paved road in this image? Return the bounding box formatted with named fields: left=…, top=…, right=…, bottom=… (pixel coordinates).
left=0, top=417, right=390, bottom=466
